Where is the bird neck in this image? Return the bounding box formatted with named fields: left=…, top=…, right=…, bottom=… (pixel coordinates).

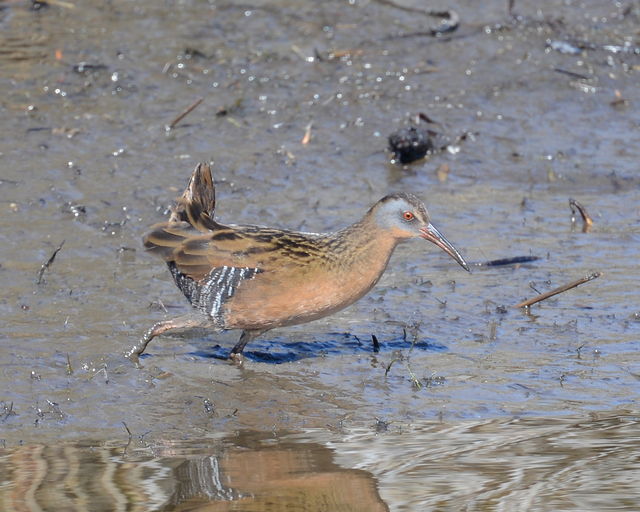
left=323, top=215, right=401, bottom=277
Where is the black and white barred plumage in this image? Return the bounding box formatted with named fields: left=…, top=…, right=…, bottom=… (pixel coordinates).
left=169, top=262, right=261, bottom=325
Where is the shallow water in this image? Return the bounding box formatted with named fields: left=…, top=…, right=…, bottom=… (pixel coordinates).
left=1, top=0, right=639, bottom=510
left=2, top=414, right=640, bottom=511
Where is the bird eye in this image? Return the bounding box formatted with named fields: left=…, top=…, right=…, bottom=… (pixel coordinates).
left=402, top=211, right=414, bottom=221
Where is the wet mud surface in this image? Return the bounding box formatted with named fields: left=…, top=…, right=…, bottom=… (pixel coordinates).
left=1, top=0, right=639, bottom=509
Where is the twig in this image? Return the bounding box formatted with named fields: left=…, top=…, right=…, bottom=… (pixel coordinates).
left=166, top=97, right=204, bottom=131
left=475, top=255, right=540, bottom=267
left=122, top=421, right=132, bottom=456
left=384, top=357, right=399, bottom=376
left=371, top=334, right=380, bottom=353
left=418, top=112, right=440, bottom=125
left=373, top=0, right=459, bottom=34
left=1, top=402, right=14, bottom=422
left=46, top=0, right=76, bottom=8
left=407, top=326, right=419, bottom=353
left=569, top=198, right=593, bottom=233
left=406, top=363, right=422, bottom=390
left=36, top=240, right=65, bottom=284
left=514, top=272, right=601, bottom=309
left=301, top=121, right=313, bottom=145
left=553, top=68, right=590, bottom=80
left=90, top=365, right=109, bottom=384
left=374, top=0, right=431, bottom=15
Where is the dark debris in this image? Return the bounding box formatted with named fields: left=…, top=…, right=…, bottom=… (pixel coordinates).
left=388, top=126, right=434, bottom=164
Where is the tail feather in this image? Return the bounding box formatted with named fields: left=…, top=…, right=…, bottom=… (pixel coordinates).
left=144, top=162, right=221, bottom=262
left=169, top=162, right=219, bottom=232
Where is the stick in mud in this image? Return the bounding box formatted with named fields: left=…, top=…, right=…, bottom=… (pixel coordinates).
left=166, top=97, right=204, bottom=131
left=554, top=68, right=590, bottom=80
left=475, top=255, right=539, bottom=267
left=36, top=240, right=65, bottom=285
left=301, top=121, right=313, bottom=145
left=384, top=358, right=398, bottom=376
left=371, top=334, right=380, bottom=353
left=569, top=198, right=593, bottom=233
left=514, top=272, right=601, bottom=309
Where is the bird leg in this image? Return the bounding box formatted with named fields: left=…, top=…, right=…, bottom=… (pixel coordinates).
left=229, top=329, right=264, bottom=364
left=126, top=313, right=211, bottom=367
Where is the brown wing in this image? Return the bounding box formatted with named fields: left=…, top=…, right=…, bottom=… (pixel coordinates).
left=142, top=163, right=329, bottom=326
left=143, top=161, right=325, bottom=302
left=144, top=222, right=320, bottom=281
left=143, top=161, right=232, bottom=279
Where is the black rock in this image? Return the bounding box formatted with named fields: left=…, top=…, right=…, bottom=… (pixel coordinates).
left=388, top=126, right=433, bottom=164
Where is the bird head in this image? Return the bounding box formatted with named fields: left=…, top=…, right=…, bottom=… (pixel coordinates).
left=370, top=193, right=470, bottom=271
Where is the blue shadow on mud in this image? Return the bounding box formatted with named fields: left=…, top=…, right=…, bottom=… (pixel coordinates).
left=189, top=332, right=447, bottom=364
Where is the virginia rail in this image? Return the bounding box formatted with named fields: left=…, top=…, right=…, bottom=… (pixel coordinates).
left=127, top=163, right=469, bottom=364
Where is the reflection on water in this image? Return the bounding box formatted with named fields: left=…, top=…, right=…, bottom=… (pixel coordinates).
left=1, top=0, right=639, bottom=509
left=2, top=413, right=640, bottom=511
left=0, top=432, right=388, bottom=512
left=331, top=412, right=640, bottom=511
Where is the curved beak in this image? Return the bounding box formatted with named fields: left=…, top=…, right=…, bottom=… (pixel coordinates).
left=420, top=223, right=470, bottom=272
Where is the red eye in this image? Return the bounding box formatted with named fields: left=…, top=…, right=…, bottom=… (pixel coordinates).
left=402, top=211, right=414, bottom=221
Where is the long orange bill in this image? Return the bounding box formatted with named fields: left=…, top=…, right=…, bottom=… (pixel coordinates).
left=420, top=223, right=470, bottom=272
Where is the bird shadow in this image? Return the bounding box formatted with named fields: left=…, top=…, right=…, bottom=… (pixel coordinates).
left=189, top=332, right=447, bottom=364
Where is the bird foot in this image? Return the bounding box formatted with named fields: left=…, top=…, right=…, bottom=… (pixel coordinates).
left=228, top=352, right=244, bottom=366
left=125, top=333, right=154, bottom=368
left=125, top=351, right=143, bottom=369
